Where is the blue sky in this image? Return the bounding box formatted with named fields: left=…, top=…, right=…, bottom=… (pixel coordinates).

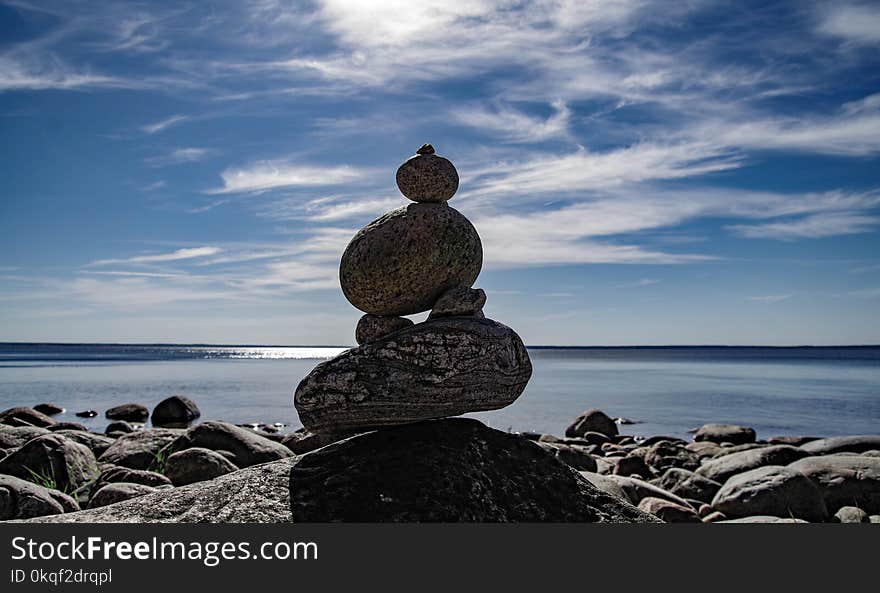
left=1, top=0, right=879, bottom=346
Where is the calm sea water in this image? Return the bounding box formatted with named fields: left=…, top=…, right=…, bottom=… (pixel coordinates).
left=1, top=343, right=878, bottom=439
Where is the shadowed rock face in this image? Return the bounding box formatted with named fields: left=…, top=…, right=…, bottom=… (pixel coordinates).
left=0, top=434, right=98, bottom=492
left=290, top=418, right=658, bottom=523
left=339, top=203, right=483, bottom=316
left=294, top=317, right=532, bottom=433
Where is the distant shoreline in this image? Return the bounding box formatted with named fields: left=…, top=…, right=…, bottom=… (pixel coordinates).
left=2, top=342, right=880, bottom=350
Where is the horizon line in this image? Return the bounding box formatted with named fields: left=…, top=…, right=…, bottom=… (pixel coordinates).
left=1, top=341, right=879, bottom=349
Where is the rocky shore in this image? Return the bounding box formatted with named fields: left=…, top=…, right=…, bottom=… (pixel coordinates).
left=1, top=400, right=878, bottom=523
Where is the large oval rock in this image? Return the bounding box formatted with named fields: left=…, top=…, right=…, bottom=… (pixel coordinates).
left=0, top=434, right=99, bottom=492
left=290, top=418, right=657, bottom=522
left=0, top=474, right=79, bottom=520
left=98, top=428, right=184, bottom=470
left=799, top=435, right=880, bottom=456
left=294, top=316, right=532, bottom=433
left=87, top=483, right=160, bottom=509
left=339, top=203, right=482, bottom=316
left=105, top=403, right=149, bottom=423
left=165, top=447, right=239, bottom=486
left=151, top=395, right=200, bottom=428
left=163, top=421, right=293, bottom=468
left=694, top=423, right=756, bottom=445
left=565, top=409, right=618, bottom=439
left=94, top=466, right=172, bottom=490
left=788, top=454, right=880, bottom=514
left=0, top=406, right=56, bottom=428
left=696, top=444, right=809, bottom=484
left=711, top=465, right=827, bottom=522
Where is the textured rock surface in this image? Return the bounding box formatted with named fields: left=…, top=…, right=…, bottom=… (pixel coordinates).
left=711, top=465, right=827, bottom=522
left=429, top=287, right=486, bottom=318
left=565, top=409, right=619, bottom=439
left=98, top=428, right=183, bottom=470
left=94, top=466, right=172, bottom=490
left=21, top=459, right=297, bottom=523
left=339, top=203, right=482, bottom=316
left=281, top=429, right=355, bottom=454
left=833, top=505, right=869, bottom=523
left=799, top=435, right=880, bottom=455
left=88, top=483, right=160, bottom=509
left=163, top=421, right=293, bottom=468
left=788, top=454, right=880, bottom=514
left=643, top=441, right=701, bottom=472
left=48, top=422, right=89, bottom=432
left=355, top=314, right=414, bottom=345
left=0, top=425, right=50, bottom=449
left=290, top=418, right=657, bottom=522
left=105, top=421, right=134, bottom=434
left=696, top=444, right=809, bottom=483
left=638, top=496, right=700, bottom=523
left=581, top=472, right=692, bottom=508
left=53, top=430, right=114, bottom=457
left=0, top=434, right=99, bottom=492
left=538, top=442, right=597, bottom=472
left=151, top=395, right=201, bottom=428
left=395, top=148, right=459, bottom=203
left=105, top=403, right=149, bottom=423
left=0, top=406, right=56, bottom=428
left=295, top=317, right=532, bottom=433
left=694, top=423, right=756, bottom=445
left=165, top=447, right=239, bottom=486
left=652, top=468, right=722, bottom=504
left=0, top=474, right=79, bottom=520
left=718, top=516, right=808, bottom=524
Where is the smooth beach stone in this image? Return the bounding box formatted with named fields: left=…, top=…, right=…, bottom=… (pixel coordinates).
left=53, top=430, right=115, bottom=457
left=294, top=316, right=532, bottom=433
left=652, top=468, right=722, bottom=504
left=162, top=421, right=293, bottom=469
left=565, top=409, right=619, bottom=439
left=643, top=441, right=701, bottom=472
left=711, top=465, right=827, bottom=522
left=395, top=144, right=459, bottom=203
left=94, top=465, right=172, bottom=490
left=105, top=403, right=149, bottom=423
left=0, top=424, right=50, bottom=449
left=290, top=418, right=657, bottom=522
left=0, top=434, right=99, bottom=492
left=0, top=474, right=79, bottom=520
left=769, top=435, right=820, bottom=446
left=33, top=403, right=64, bottom=416
left=355, top=314, right=414, bottom=345
left=696, top=444, right=810, bottom=484
left=164, top=447, right=239, bottom=486
left=105, top=420, right=135, bottom=435
left=48, top=422, right=89, bottom=432
left=788, top=454, right=880, bottom=514
left=638, top=496, right=701, bottom=523
left=833, top=505, right=869, bottom=523
left=694, top=423, right=756, bottom=445
left=98, top=428, right=184, bottom=470
left=151, top=395, right=201, bottom=428
left=87, top=483, right=159, bottom=509
left=614, top=455, right=652, bottom=478
left=428, top=286, right=486, bottom=318
left=339, top=203, right=483, bottom=316
left=0, top=406, right=56, bottom=428
left=799, top=435, right=880, bottom=455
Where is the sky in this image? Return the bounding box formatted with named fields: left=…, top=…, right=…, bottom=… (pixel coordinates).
left=1, top=0, right=879, bottom=346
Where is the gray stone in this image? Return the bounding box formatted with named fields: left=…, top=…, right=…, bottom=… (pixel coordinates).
left=22, top=459, right=296, bottom=523
left=711, top=465, right=827, bottom=522
left=0, top=434, right=99, bottom=492
left=339, top=203, right=482, bottom=316
left=48, top=422, right=90, bottom=432
left=395, top=146, right=459, bottom=203
left=0, top=474, right=79, bottom=520
left=94, top=466, right=172, bottom=490
left=105, top=403, right=149, bottom=423
left=788, top=454, right=880, bottom=514
left=355, top=314, right=414, bottom=345
left=565, top=409, right=618, bottom=439
left=88, top=483, right=160, bottom=509
left=637, top=496, right=700, bottom=523
left=694, top=423, right=756, bottom=445
left=429, top=287, right=486, bottom=318
left=0, top=406, right=56, bottom=428
left=98, top=428, right=183, bottom=470
left=295, top=316, right=531, bottom=433
left=652, top=468, right=722, bottom=504
left=163, top=421, right=293, bottom=468
left=685, top=441, right=724, bottom=459
left=33, top=403, right=64, bottom=416
left=165, top=447, right=239, bottom=486
left=290, top=418, right=657, bottom=522
left=643, top=441, right=701, bottom=472
left=614, top=455, right=651, bottom=478
left=537, top=442, right=597, bottom=472
left=800, top=435, right=880, bottom=455
left=0, top=424, right=51, bottom=449
left=580, top=472, right=693, bottom=508
left=53, top=430, right=115, bottom=457
left=833, top=505, right=869, bottom=523
left=710, top=442, right=768, bottom=458
left=151, top=395, right=200, bottom=428
left=105, top=420, right=134, bottom=434
left=697, top=445, right=809, bottom=484
left=768, top=436, right=820, bottom=446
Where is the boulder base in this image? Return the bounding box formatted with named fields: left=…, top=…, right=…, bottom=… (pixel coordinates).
left=289, top=418, right=657, bottom=522
left=294, top=317, right=532, bottom=433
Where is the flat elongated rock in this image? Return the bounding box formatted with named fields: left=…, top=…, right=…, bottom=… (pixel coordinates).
left=340, top=203, right=482, bottom=316
left=0, top=407, right=56, bottom=428
left=694, top=423, right=756, bottom=445
left=711, top=465, right=827, bottom=522
left=788, top=454, right=880, bottom=514
left=696, top=444, right=809, bottom=484
left=294, top=317, right=532, bottom=433
left=290, top=418, right=656, bottom=522
left=799, top=435, right=880, bottom=455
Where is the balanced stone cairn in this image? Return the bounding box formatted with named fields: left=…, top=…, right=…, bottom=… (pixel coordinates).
left=294, top=144, right=532, bottom=433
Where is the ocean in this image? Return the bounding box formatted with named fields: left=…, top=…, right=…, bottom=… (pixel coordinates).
left=1, top=343, right=878, bottom=439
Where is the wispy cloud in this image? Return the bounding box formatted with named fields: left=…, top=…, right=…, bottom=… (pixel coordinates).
left=0, top=55, right=123, bottom=92
left=746, top=295, right=792, bottom=303
left=89, top=246, right=222, bottom=266
left=455, top=100, right=572, bottom=143
left=141, top=114, right=188, bottom=134
left=209, top=161, right=373, bottom=194
left=817, top=4, right=880, bottom=44
left=146, top=147, right=212, bottom=166
left=728, top=213, right=880, bottom=240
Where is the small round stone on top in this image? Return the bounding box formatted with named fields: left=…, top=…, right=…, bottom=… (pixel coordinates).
left=396, top=143, right=459, bottom=203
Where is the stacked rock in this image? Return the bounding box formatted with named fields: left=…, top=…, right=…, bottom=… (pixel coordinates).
left=294, top=144, right=532, bottom=433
